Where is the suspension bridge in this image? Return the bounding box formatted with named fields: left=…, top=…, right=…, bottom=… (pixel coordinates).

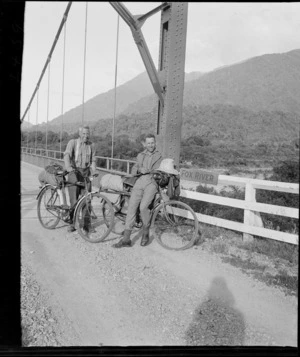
left=20, top=2, right=298, bottom=246
left=16, top=2, right=300, bottom=348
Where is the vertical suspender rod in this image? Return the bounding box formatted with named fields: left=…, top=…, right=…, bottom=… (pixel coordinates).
left=21, top=1, right=72, bottom=123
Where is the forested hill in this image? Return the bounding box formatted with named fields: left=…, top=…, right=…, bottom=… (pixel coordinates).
left=36, top=49, right=300, bottom=131
left=24, top=103, right=298, bottom=168
left=27, top=49, right=300, bottom=164
left=48, top=71, right=205, bottom=127
left=124, top=49, right=300, bottom=115
left=49, top=71, right=154, bottom=126
left=27, top=104, right=299, bottom=147
left=89, top=104, right=299, bottom=147
left=21, top=120, right=34, bottom=129
left=184, top=49, right=300, bottom=113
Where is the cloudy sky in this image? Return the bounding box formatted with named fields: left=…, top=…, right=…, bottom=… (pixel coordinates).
left=21, top=2, right=300, bottom=125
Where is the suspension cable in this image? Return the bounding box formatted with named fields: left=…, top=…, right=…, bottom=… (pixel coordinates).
left=21, top=2, right=72, bottom=123
left=35, top=89, right=39, bottom=150
left=60, top=20, right=67, bottom=155
left=81, top=2, right=88, bottom=125
left=26, top=109, right=30, bottom=148
left=111, top=14, right=120, bottom=160
left=46, top=63, right=51, bottom=154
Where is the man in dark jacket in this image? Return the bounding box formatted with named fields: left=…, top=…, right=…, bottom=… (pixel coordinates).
left=113, top=133, right=162, bottom=248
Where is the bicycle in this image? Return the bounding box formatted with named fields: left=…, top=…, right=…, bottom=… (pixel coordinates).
left=36, top=168, right=115, bottom=243
left=101, top=173, right=199, bottom=251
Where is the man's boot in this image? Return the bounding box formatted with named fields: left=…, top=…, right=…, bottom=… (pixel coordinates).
left=67, top=209, right=76, bottom=232
left=140, top=226, right=150, bottom=246
left=112, top=229, right=132, bottom=248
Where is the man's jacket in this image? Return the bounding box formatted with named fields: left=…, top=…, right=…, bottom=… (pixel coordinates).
left=131, top=150, right=162, bottom=176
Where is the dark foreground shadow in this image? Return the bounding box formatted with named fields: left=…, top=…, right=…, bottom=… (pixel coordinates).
left=185, top=277, right=245, bottom=346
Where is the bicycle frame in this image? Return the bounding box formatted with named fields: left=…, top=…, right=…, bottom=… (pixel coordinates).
left=106, top=185, right=165, bottom=225
left=73, top=187, right=98, bottom=222
left=36, top=180, right=72, bottom=207
left=36, top=171, right=97, bottom=216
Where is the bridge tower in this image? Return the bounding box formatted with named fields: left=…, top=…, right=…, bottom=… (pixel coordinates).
left=110, top=2, right=188, bottom=167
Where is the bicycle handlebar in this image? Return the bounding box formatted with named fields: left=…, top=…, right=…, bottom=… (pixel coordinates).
left=75, top=173, right=99, bottom=187
left=56, top=170, right=69, bottom=177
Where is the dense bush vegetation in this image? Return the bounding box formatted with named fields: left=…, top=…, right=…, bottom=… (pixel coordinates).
left=180, top=185, right=245, bottom=224
left=256, top=160, right=299, bottom=233
left=22, top=124, right=298, bottom=170
left=22, top=101, right=299, bottom=169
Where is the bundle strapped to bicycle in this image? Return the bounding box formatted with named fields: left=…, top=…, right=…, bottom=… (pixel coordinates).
left=38, top=162, right=66, bottom=187
left=99, top=173, right=138, bottom=194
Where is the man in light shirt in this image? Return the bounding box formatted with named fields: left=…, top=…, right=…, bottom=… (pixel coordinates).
left=64, top=125, right=96, bottom=232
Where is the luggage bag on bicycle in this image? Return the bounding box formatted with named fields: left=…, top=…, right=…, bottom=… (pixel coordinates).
left=152, top=171, right=180, bottom=200
left=100, top=174, right=124, bottom=192
left=100, top=173, right=139, bottom=192
left=38, top=162, right=64, bottom=186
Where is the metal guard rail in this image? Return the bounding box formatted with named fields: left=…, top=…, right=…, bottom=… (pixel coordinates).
left=21, top=146, right=136, bottom=175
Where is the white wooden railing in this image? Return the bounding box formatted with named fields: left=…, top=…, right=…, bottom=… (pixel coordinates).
left=21, top=147, right=299, bottom=245
left=181, top=177, right=298, bottom=245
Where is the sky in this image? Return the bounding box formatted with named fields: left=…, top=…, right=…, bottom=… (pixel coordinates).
left=21, top=1, right=300, bottom=125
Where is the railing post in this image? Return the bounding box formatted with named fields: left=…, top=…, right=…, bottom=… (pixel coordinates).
left=243, top=182, right=264, bottom=242
left=106, top=159, right=110, bottom=170
left=127, top=161, right=129, bottom=174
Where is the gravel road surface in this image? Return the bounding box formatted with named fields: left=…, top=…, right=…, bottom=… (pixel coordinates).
left=21, top=162, right=297, bottom=346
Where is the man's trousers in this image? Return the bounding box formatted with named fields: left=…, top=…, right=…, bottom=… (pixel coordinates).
left=67, top=168, right=91, bottom=209
left=124, top=176, right=158, bottom=230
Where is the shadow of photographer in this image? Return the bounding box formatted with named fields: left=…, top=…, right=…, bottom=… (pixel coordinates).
left=185, top=277, right=245, bottom=346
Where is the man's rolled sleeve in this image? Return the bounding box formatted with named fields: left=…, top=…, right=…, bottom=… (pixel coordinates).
left=90, top=143, right=97, bottom=172
left=90, top=143, right=96, bottom=163
left=131, top=153, right=142, bottom=175
left=64, top=139, right=75, bottom=170
left=64, top=139, right=75, bottom=157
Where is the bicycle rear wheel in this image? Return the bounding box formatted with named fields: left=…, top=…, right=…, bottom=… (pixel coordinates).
left=151, top=200, right=199, bottom=251
left=37, top=185, right=61, bottom=229
left=75, top=192, right=115, bottom=243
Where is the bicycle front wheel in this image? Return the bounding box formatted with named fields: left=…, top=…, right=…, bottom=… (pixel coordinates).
left=37, top=185, right=61, bottom=229
left=151, top=200, right=199, bottom=251
left=75, top=192, right=115, bottom=243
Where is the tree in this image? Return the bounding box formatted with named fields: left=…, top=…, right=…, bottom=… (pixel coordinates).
left=272, top=160, right=299, bottom=183
left=256, top=160, right=299, bottom=233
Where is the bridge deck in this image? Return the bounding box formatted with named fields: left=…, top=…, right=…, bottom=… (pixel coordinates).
left=20, top=161, right=297, bottom=346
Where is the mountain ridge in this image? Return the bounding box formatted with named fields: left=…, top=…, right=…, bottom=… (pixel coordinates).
left=48, top=70, right=205, bottom=127
left=123, top=48, right=300, bottom=116
left=27, top=48, right=300, bottom=151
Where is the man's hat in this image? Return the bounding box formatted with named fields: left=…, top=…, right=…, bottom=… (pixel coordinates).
left=156, top=158, right=179, bottom=175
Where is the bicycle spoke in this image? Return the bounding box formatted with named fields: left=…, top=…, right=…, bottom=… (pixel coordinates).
left=102, top=194, right=142, bottom=235
left=37, top=186, right=61, bottom=229
left=76, top=193, right=114, bottom=243
left=152, top=201, right=198, bottom=250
